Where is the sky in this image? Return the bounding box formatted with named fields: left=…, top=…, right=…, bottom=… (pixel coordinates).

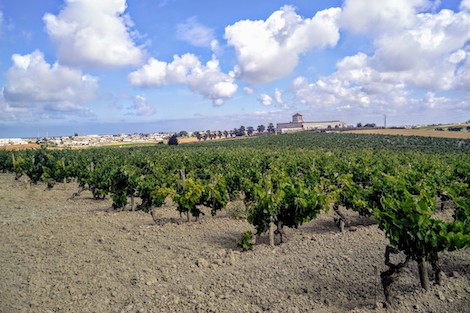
left=0, top=0, right=469, bottom=137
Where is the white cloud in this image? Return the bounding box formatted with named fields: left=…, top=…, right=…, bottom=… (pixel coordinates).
left=258, top=88, right=287, bottom=109
left=176, top=17, right=216, bottom=48
left=225, top=5, right=341, bottom=83
left=129, top=95, right=156, bottom=116
left=338, top=2, right=470, bottom=92
left=370, top=10, right=470, bottom=91
left=293, top=49, right=470, bottom=116
left=292, top=3, right=470, bottom=116
left=341, top=0, right=430, bottom=34
left=461, top=0, right=470, bottom=11
left=273, top=89, right=285, bottom=107
left=372, top=10, right=470, bottom=70
left=258, top=94, right=273, bottom=106
left=257, top=88, right=286, bottom=108
left=243, top=86, right=254, bottom=94
left=129, top=53, right=198, bottom=86
left=129, top=54, right=238, bottom=105
left=2, top=50, right=98, bottom=114
left=454, top=50, right=470, bottom=90
left=158, top=0, right=175, bottom=8
left=292, top=75, right=372, bottom=109
left=0, top=92, right=31, bottom=121
left=43, top=0, right=144, bottom=69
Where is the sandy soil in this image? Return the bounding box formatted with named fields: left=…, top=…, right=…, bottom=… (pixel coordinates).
left=344, top=129, right=470, bottom=139
left=0, top=173, right=468, bottom=313
left=0, top=144, right=40, bottom=151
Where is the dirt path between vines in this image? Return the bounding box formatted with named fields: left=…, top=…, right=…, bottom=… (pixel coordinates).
left=344, top=129, right=470, bottom=139
left=0, top=173, right=468, bottom=313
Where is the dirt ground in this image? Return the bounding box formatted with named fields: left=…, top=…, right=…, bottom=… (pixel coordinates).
left=344, top=129, right=470, bottom=139
left=0, top=144, right=40, bottom=151
left=0, top=173, right=469, bottom=313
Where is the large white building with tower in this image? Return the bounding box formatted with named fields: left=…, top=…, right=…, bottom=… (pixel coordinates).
left=276, top=113, right=347, bottom=134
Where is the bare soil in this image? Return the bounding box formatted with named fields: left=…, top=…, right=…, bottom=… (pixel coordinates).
left=344, top=129, right=470, bottom=139
left=0, top=174, right=468, bottom=313
left=0, top=144, right=40, bottom=151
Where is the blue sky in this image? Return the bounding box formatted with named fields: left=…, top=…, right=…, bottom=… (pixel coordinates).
left=0, top=0, right=469, bottom=137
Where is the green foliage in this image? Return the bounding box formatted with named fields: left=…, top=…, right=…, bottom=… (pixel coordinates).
left=0, top=132, right=468, bottom=263
left=203, top=174, right=229, bottom=216
left=374, top=174, right=470, bottom=267
left=237, top=231, right=254, bottom=251
left=172, top=178, right=205, bottom=220
left=168, top=135, right=179, bottom=146
left=110, top=168, right=129, bottom=209
left=247, top=171, right=328, bottom=237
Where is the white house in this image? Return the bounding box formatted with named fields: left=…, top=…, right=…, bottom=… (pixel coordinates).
left=276, top=113, right=347, bottom=134
left=0, top=138, right=29, bottom=146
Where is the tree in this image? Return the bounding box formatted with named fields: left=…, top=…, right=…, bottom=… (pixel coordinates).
left=257, top=125, right=265, bottom=133
left=194, top=131, right=202, bottom=141
left=223, top=130, right=229, bottom=138
left=356, top=123, right=362, bottom=128
left=247, top=126, right=254, bottom=136
left=237, top=126, right=246, bottom=136
left=178, top=130, right=188, bottom=137
left=217, top=130, right=223, bottom=139
left=267, top=123, right=275, bottom=133
left=168, top=134, right=179, bottom=146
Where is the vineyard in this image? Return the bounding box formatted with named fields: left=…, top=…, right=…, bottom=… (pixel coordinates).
left=0, top=132, right=469, bottom=312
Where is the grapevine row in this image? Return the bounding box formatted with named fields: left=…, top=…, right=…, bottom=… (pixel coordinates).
left=0, top=132, right=468, bottom=305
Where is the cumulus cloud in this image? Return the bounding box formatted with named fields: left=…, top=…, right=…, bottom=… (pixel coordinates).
left=128, top=95, right=156, bottom=116
left=243, top=86, right=254, bottom=94
left=341, top=0, right=430, bottom=34
left=2, top=50, right=98, bottom=114
left=225, top=5, right=341, bottom=83
left=258, top=94, right=273, bottom=106
left=372, top=10, right=470, bottom=80
left=339, top=3, right=470, bottom=91
left=0, top=92, right=31, bottom=121
left=129, top=54, right=238, bottom=105
left=176, top=17, right=216, bottom=48
left=258, top=88, right=286, bottom=108
left=461, top=0, right=470, bottom=11
left=273, top=89, right=285, bottom=107
left=43, top=0, right=144, bottom=69
left=292, top=2, right=470, bottom=118
left=292, top=50, right=469, bottom=114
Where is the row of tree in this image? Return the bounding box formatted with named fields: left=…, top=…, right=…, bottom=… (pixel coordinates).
left=180, top=123, right=276, bottom=141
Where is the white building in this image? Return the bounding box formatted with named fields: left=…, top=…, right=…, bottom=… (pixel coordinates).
left=0, top=138, right=29, bottom=146
left=276, top=113, right=347, bottom=134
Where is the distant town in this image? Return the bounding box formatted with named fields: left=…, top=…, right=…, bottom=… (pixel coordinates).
left=1, top=113, right=469, bottom=148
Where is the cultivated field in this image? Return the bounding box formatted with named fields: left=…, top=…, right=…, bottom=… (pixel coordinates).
left=0, top=132, right=469, bottom=312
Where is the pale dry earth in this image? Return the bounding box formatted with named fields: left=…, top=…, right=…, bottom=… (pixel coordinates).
left=0, top=173, right=469, bottom=313
left=344, top=129, right=470, bottom=139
